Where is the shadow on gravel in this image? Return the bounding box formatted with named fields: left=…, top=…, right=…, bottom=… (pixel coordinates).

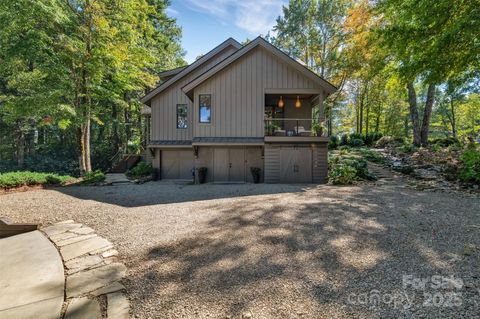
left=55, top=182, right=313, bottom=207
left=127, top=184, right=479, bottom=318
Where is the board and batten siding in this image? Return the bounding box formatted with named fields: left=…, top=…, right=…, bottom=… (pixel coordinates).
left=150, top=45, right=238, bottom=141
left=312, top=143, right=328, bottom=183
left=193, top=46, right=326, bottom=138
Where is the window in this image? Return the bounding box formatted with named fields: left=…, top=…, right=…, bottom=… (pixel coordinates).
left=176, top=104, right=188, bottom=129
left=199, top=94, right=211, bottom=123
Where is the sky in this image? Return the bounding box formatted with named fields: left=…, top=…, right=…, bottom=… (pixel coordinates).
left=168, top=0, right=287, bottom=63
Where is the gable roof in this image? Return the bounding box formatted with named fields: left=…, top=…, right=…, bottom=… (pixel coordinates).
left=141, top=38, right=242, bottom=105
left=182, top=37, right=337, bottom=99
left=158, top=65, right=188, bottom=79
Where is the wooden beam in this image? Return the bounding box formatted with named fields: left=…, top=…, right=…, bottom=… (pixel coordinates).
left=0, top=218, right=38, bottom=238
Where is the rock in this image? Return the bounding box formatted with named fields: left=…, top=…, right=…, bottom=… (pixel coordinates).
left=413, top=168, right=439, bottom=180
left=242, top=312, right=253, bottom=319
left=70, top=227, right=95, bottom=235
left=91, top=281, right=125, bottom=296
left=56, top=234, right=98, bottom=247
left=463, top=244, right=476, bottom=256
left=107, top=292, right=130, bottom=319
left=65, top=255, right=104, bottom=273
left=49, top=231, right=79, bottom=243
left=61, top=236, right=113, bottom=261
left=66, top=263, right=127, bottom=297
left=102, top=249, right=119, bottom=258
left=65, top=297, right=101, bottom=319
left=42, top=223, right=83, bottom=236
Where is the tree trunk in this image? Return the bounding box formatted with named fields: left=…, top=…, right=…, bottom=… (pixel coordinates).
left=15, top=120, right=25, bottom=167
left=112, top=103, right=120, bottom=151
left=407, top=82, right=421, bottom=146
left=450, top=99, right=457, bottom=138
left=420, top=84, right=435, bottom=146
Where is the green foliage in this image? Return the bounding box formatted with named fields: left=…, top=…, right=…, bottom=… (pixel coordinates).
left=328, top=135, right=339, bottom=149
left=328, top=149, right=376, bottom=184
left=430, top=137, right=460, bottom=148
left=349, top=138, right=364, bottom=147
left=340, top=134, right=349, bottom=146
left=127, top=162, right=153, bottom=178
left=356, top=148, right=385, bottom=164
left=0, top=171, right=74, bottom=189
left=328, top=164, right=357, bottom=185
left=82, top=170, right=106, bottom=184
left=459, top=147, right=480, bottom=184
left=375, top=136, right=405, bottom=148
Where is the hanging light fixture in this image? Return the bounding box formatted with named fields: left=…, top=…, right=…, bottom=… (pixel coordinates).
left=278, top=96, right=284, bottom=108
left=295, top=96, right=301, bottom=108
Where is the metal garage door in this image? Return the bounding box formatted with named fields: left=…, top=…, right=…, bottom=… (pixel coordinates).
left=279, top=147, right=312, bottom=183
left=161, top=149, right=194, bottom=180
left=213, top=148, right=246, bottom=182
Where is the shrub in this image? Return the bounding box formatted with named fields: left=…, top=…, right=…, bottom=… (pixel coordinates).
left=375, top=136, right=405, bottom=148
left=127, top=162, right=153, bottom=178
left=398, top=143, right=417, bottom=153
left=349, top=138, right=364, bottom=147
left=82, top=170, right=106, bottom=184
left=430, top=137, right=460, bottom=147
left=0, top=171, right=74, bottom=189
left=250, top=167, right=261, bottom=183
left=357, top=148, right=385, bottom=164
left=328, top=135, right=339, bottom=150
left=328, top=164, right=357, bottom=185
left=328, top=151, right=376, bottom=184
left=340, top=134, right=349, bottom=146
left=459, top=147, right=480, bottom=184
left=364, top=132, right=383, bottom=146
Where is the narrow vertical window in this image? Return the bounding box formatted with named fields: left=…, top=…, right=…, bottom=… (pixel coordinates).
left=199, top=94, right=211, bottom=123
left=176, top=104, right=187, bottom=129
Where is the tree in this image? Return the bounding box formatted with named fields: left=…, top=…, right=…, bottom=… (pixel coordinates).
left=377, top=0, right=480, bottom=146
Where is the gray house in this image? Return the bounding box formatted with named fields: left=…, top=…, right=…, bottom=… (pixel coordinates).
left=141, top=37, right=336, bottom=183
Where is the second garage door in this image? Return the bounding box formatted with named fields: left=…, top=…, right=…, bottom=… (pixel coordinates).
left=161, top=149, right=194, bottom=180
left=279, top=147, right=312, bottom=183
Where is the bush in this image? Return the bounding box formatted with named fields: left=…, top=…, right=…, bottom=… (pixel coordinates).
left=340, top=134, right=349, bottom=146
left=356, top=148, right=385, bottom=164
left=430, top=137, right=460, bottom=147
left=364, top=132, right=383, bottom=146
left=250, top=167, right=261, bottom=183
left=459, top=147, right=480, bottom=184
left=375, top=136, right=405, bottom=148
left=0, top=171, right=74, bottom=189
left=328, top=164, right=357, bottom=185
left=127, top=162, right=153, bottom=178
left=328, top=135, right=339, bottom=150
left=349, top=138, right=364, bottom=147
left=398, top=143, right=417, bottom=153
left=328, top=151, right=376, bottom=184
left=82, top=170, right=106, bottom=184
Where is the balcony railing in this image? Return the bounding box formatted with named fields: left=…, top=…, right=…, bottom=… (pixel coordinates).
left=264, top=118, right=328, bottom=137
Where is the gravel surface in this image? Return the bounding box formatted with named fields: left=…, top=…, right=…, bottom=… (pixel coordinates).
left=1, top=176, right=479, bottom=318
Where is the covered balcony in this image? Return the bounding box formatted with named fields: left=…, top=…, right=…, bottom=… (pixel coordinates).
left=264, top=92, right=328, bottom=142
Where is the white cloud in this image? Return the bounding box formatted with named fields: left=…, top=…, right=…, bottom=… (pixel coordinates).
left=184, top=0, right=285, bottom=35
left=166, top=7, right=179, bottom=16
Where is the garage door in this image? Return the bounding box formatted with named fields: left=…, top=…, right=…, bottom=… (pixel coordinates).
left=161, top=149, right=194, bottom=180
left=213, top=148, right=246, bottom=182
left=280, top=147, right=312, bottom=183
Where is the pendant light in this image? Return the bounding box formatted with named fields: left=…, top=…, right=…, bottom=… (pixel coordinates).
left=295, top=96, right=301, bottom=108
left=278, top=96, right=284, bottom=108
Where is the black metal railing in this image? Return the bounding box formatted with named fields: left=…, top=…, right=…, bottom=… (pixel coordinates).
left=264, top=118, right=328, bottom=137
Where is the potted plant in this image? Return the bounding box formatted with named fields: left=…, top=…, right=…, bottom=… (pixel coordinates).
left=250, top=167, right=261, bottom=183
left=312, top=122, right=324, bottom=137
left=197, top=167, right=208, bottom=184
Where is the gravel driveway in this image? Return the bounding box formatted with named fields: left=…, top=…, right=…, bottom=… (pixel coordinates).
left=1, top=178, right=479, bottom=318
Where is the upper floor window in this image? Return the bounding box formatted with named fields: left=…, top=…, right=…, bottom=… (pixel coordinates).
left=199, top=94, right=211, bottom=123
left=176, top=104, right=187, bottom=129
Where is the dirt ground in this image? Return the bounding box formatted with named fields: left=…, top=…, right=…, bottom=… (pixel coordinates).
left=0, top=176, right=479, bottom=318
